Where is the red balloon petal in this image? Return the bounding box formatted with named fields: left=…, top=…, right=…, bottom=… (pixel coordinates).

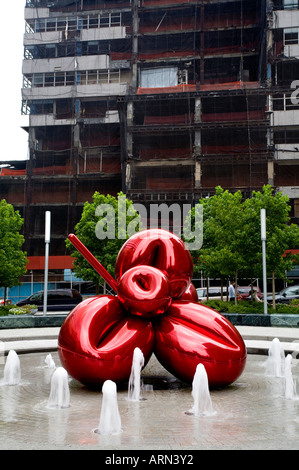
left=117, top=265, right=172, bottom=318
left=58, top=295, right=155, bottom=386
left=115, top=229, right=193, bottom=299
left=154, top=301, right=247, bottom=387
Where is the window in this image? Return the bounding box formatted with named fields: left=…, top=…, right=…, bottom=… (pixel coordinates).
left=46, top=18, right=56, bottom=31
left=89, top=15, right=99, bottom=28
left=109, top=70, right=120, bottom=83
left=29, top=100, right=54, bottom=115
left=66, top=72, right=75, bottom=86
left=111, top=13, right=121, bottom=26
left=98, top=71, right=109, bottom=83
left=84, top=41, right=99, bottom=55
left=30, top=292, right=43, bottom=301
left=100, top=14, right=110, bottom=27
left=57, top=18, right=67, bottom=31
left=284, top=28, right=299, bottom=45
left=33, top=74, right=44, bottom=87
left=44, top=73, right=54, bottom=87
left=55, top=72, right=65, bottom=86
left=284, top=0, right=299, bottom=9
left=23, top=70, right=120, bottom=89
left=87, top=70, right=98, bottom=84
left=35, top=19, right=46, bottom=32
left=67, top=17, right=78, bottom=31
left=45, top=45, right=56, bottom=58
left=140, top=67, right=178, bottom=88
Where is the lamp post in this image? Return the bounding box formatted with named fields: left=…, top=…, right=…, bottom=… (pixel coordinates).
left=261, top=209, right=267, bottom=314
left=43, top=211, right=51, bottom=317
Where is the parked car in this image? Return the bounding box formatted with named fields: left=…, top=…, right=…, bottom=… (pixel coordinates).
left=196, top=286, right=228, bottom=302
left=237, top=286, right=262, bottom=300
left=267, top=285, right=299, bottom=304
left=16, top=289, right=82, bottom=311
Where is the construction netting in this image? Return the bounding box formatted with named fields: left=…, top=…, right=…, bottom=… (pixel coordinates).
left=3, top=0, right=299, bottom=258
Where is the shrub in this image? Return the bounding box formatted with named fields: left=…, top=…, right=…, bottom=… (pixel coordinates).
left=201, top=300, right=299, bottom=314
left=0, top=304, right=38, bottom=316
left=0, top=305, right=13, bottom=316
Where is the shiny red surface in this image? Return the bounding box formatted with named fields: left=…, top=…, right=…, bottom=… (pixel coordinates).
left=117, top=265, right=172, bottom=318
left=68, top=234, right=118, bottom=292
left=59, top=229, right=247, bottom=388
left=180, top=283, right=198, bottom=302
left=115, top=228, right=193, bottom=299
left=58, top=295, right=155, bottom=386
left=154, top=301, right=247, bottom=387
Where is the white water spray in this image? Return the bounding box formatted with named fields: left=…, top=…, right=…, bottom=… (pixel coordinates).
left=187, top=363, right=216, bottom=417
left=45, top=353, right=56, bottom=369
left=284, top=354, right=297, bottom=400
left=128, top=347, right=144, bottom=401
left=264, top=337, right=285, bottom=377
left=97, top=380, right=122, bottom=435
left=3, top=350, right=21, bottom=385
left=47, top=367, right=70, bottom=408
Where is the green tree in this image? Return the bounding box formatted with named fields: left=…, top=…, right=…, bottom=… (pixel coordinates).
left=184, top=185, right=299, bottom=306
left=66, top=192, right=141, bottom=293
left=0, top=200, right=27, bottom=304
left=184, top=187, right=245, bottom=301
left=242, top=185, right=299, bottom=309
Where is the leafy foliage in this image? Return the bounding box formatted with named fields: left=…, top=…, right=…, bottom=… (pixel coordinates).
left=185, top=186, right=299, bottom=307
left=66, top=192, right=141, bottom=288
left=202, top=300, right=299, bottom=314
left=0, top=200, right=27, bottom=297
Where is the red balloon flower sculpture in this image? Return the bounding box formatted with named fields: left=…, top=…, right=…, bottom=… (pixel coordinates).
left=58, top=229, right=246, bottom=388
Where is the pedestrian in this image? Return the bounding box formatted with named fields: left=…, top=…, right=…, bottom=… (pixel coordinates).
left=229, top=282, right=235, bottom=302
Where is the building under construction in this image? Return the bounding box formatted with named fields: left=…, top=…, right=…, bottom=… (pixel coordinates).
left=0, top=0, right=299, bottom=276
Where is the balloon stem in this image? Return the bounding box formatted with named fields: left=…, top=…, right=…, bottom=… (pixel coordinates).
left=68, top=234, right=118, bottom=293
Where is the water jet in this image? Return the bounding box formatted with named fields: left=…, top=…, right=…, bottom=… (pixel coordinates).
left=47, top=367, right=70, bottom=409
left=284, top=354, right=297, bottom=400
left=45, top=353, right=56, bottom=369
left=3, top=350, right=21, bottom=386
left=264, top=338, right=285, bottom=377
left=97, top=380, right=122, bottom=435
left=186, top=363, right=216, bottom=417
left=128, top=347, right=144, bottom=401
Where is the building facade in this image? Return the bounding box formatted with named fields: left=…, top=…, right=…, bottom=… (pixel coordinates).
left=0, top=0, right=298, bottom=265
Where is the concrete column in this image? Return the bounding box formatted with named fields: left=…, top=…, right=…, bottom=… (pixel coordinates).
left=132, top=0, right=139, bottom=91
left=126, top=101, right=133, bottom=158
left=126, top=161, right=132, bottom=190
left=267, top=160, right=274, bottom=186
left=194, top=97, right=202, bottom=157
left=195, top=161, right=202, bottom=189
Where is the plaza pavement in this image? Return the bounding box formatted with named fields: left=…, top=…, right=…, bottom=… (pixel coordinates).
left=1, top=323, right=299, bottom=451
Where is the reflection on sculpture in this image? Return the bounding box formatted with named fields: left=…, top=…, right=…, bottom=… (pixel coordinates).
left=58, top=229, right=246, bottom=388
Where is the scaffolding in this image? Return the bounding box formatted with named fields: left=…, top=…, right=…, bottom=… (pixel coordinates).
left=0, top=0, right=299, bottom=260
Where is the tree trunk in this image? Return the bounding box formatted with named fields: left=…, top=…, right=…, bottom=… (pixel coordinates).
left=272, top=271, right=276, bottom=311
left=250, top=278, right=254, bottom=299
left=235, top=270, right=238, bottom=305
